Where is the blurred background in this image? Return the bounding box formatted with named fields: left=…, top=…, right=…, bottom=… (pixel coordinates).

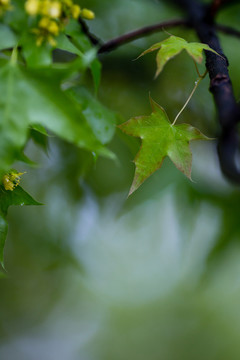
left=1, top=0, right=240, bottom=359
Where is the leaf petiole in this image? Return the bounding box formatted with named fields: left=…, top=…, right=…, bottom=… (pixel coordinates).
left=193, top=59, right=209, bottom=78
left=171, top=69, right=208, bottom=126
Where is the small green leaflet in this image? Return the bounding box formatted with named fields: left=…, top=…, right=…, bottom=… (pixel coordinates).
left=119, top=97, right=210, bottom=195
left=138, top=35, right=219, bottom=77
left=0, top=185, right=42, bottom=267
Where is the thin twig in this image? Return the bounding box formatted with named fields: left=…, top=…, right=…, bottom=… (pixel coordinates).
left=216, top=24, right=240, bottom=39
left=165, top=0, right=240, bottom=183
left=78, top=18, right=102, bottom=46
left=97, top=18, right=240, bottom=55
left=98, top=19, right=188, bottom=53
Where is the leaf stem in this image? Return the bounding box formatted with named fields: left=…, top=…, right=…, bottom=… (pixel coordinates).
left=193, top=60, right=201, bottom=77
left=171, top=70, right=207, bottom=126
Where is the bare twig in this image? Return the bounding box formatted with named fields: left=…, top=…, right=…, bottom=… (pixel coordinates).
left=164, top=0, right=240, bottom=183
left=98, top=18, right=187, bottom=53
left=216, top=24, right=240, bottom=39
left=78, top=18, right=102, bottom=46
left=97, top=19, right=240, bottom=55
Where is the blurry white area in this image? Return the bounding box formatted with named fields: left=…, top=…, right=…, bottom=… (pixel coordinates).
left=191, top=141, right=232, bottom=192
left=71, top=186, right=221, bottom=305
left=0, top=184, right=223, bottom=360
left=1, top=139, right=240, bottom=360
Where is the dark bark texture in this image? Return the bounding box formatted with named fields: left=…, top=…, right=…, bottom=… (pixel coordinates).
left=164, top=0, right=240, bottom=182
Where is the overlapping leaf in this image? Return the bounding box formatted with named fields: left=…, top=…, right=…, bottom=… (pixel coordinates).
left=119, top=97, right=210, bottom=195
left=64, top=21, right=102, bottom=93
left=138, top=35, right=219, bottom=77
left=68, top=87, right=116, bottom=145
left=0, top=56, right=113, bottom=175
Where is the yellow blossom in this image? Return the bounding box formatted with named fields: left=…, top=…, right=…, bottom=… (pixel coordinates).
left=81, top=8, right=95, bottom=20
left=34, top=16, right=59, bottom=46
left=25, top=0, right=39, bottom=15
left=38, top=15, right=50, bottom=28
left=25, top=0, right=96, bottom=46
left=40, top=0, right=51, bottom=16
left=62, top=0, right=72, bottom=6
left=40, top=0, right=61, bottom=18
left=2, top=171, right=25, bottom=191
left=39, top=17, right=59, bottom=34
left=48, top=19, right=59, bottom=35
left=71, top=4, right=80, bottom=19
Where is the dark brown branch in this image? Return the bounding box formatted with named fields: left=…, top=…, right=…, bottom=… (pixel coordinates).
left=216, top=24, right=240, bottom=39
left=98, top=18, right=187, bottom=54
left=78, top=18, right=102, bottom=47
left=165, top=0, right=240, bottom=183
left=97, top=19, right=240, bottom=55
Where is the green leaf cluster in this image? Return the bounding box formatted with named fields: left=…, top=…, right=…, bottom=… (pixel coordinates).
left=0, top=2, right=119, bottom=265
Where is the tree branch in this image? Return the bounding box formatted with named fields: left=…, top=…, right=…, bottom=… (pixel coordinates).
left=98, top=18, right=187, bottom=54
left=78, top=18, right=102, bottom=47
left=163, top=0, right=240, bottom=183
left=97, top=18, right=240, bottom=55
left=216, top=24, right=240, bottom=39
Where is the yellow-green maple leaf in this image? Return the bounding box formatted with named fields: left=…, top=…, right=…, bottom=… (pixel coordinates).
left=138, top=35, right=219, bottom=78
left=119, top=97, right=210, bottom=195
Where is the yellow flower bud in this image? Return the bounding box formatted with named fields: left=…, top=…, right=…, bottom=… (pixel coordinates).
left=62, top=0, right=72, bottom=6
left=81, top=8, right=95, bottom=20
left=47, top=1, right=61, bottom=18
left=48, top=20, right=59, bottom=35
left=25, top=0, right=39, bottom=16
left=48, top=36, right=57, bottom=47
left=71, top=4, right=80, bottom=19
left=40, top=0, right=51, bottom=16
left=39, top=16, right=50, bottom=29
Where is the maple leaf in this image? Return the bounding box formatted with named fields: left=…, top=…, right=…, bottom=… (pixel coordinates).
left=119, top=97, right=210, bottom=195
left=138, top=35, right=219, bottom=78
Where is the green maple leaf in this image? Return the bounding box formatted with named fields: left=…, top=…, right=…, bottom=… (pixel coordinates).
left=138, top=35, right=219, bottom=77
left=119, top=97, right=210, bottom=195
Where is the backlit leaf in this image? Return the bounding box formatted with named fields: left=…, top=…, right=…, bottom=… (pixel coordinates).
left=119, top=97, right=210, bottom=195
left=138, top=35, right=219, bottom=77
